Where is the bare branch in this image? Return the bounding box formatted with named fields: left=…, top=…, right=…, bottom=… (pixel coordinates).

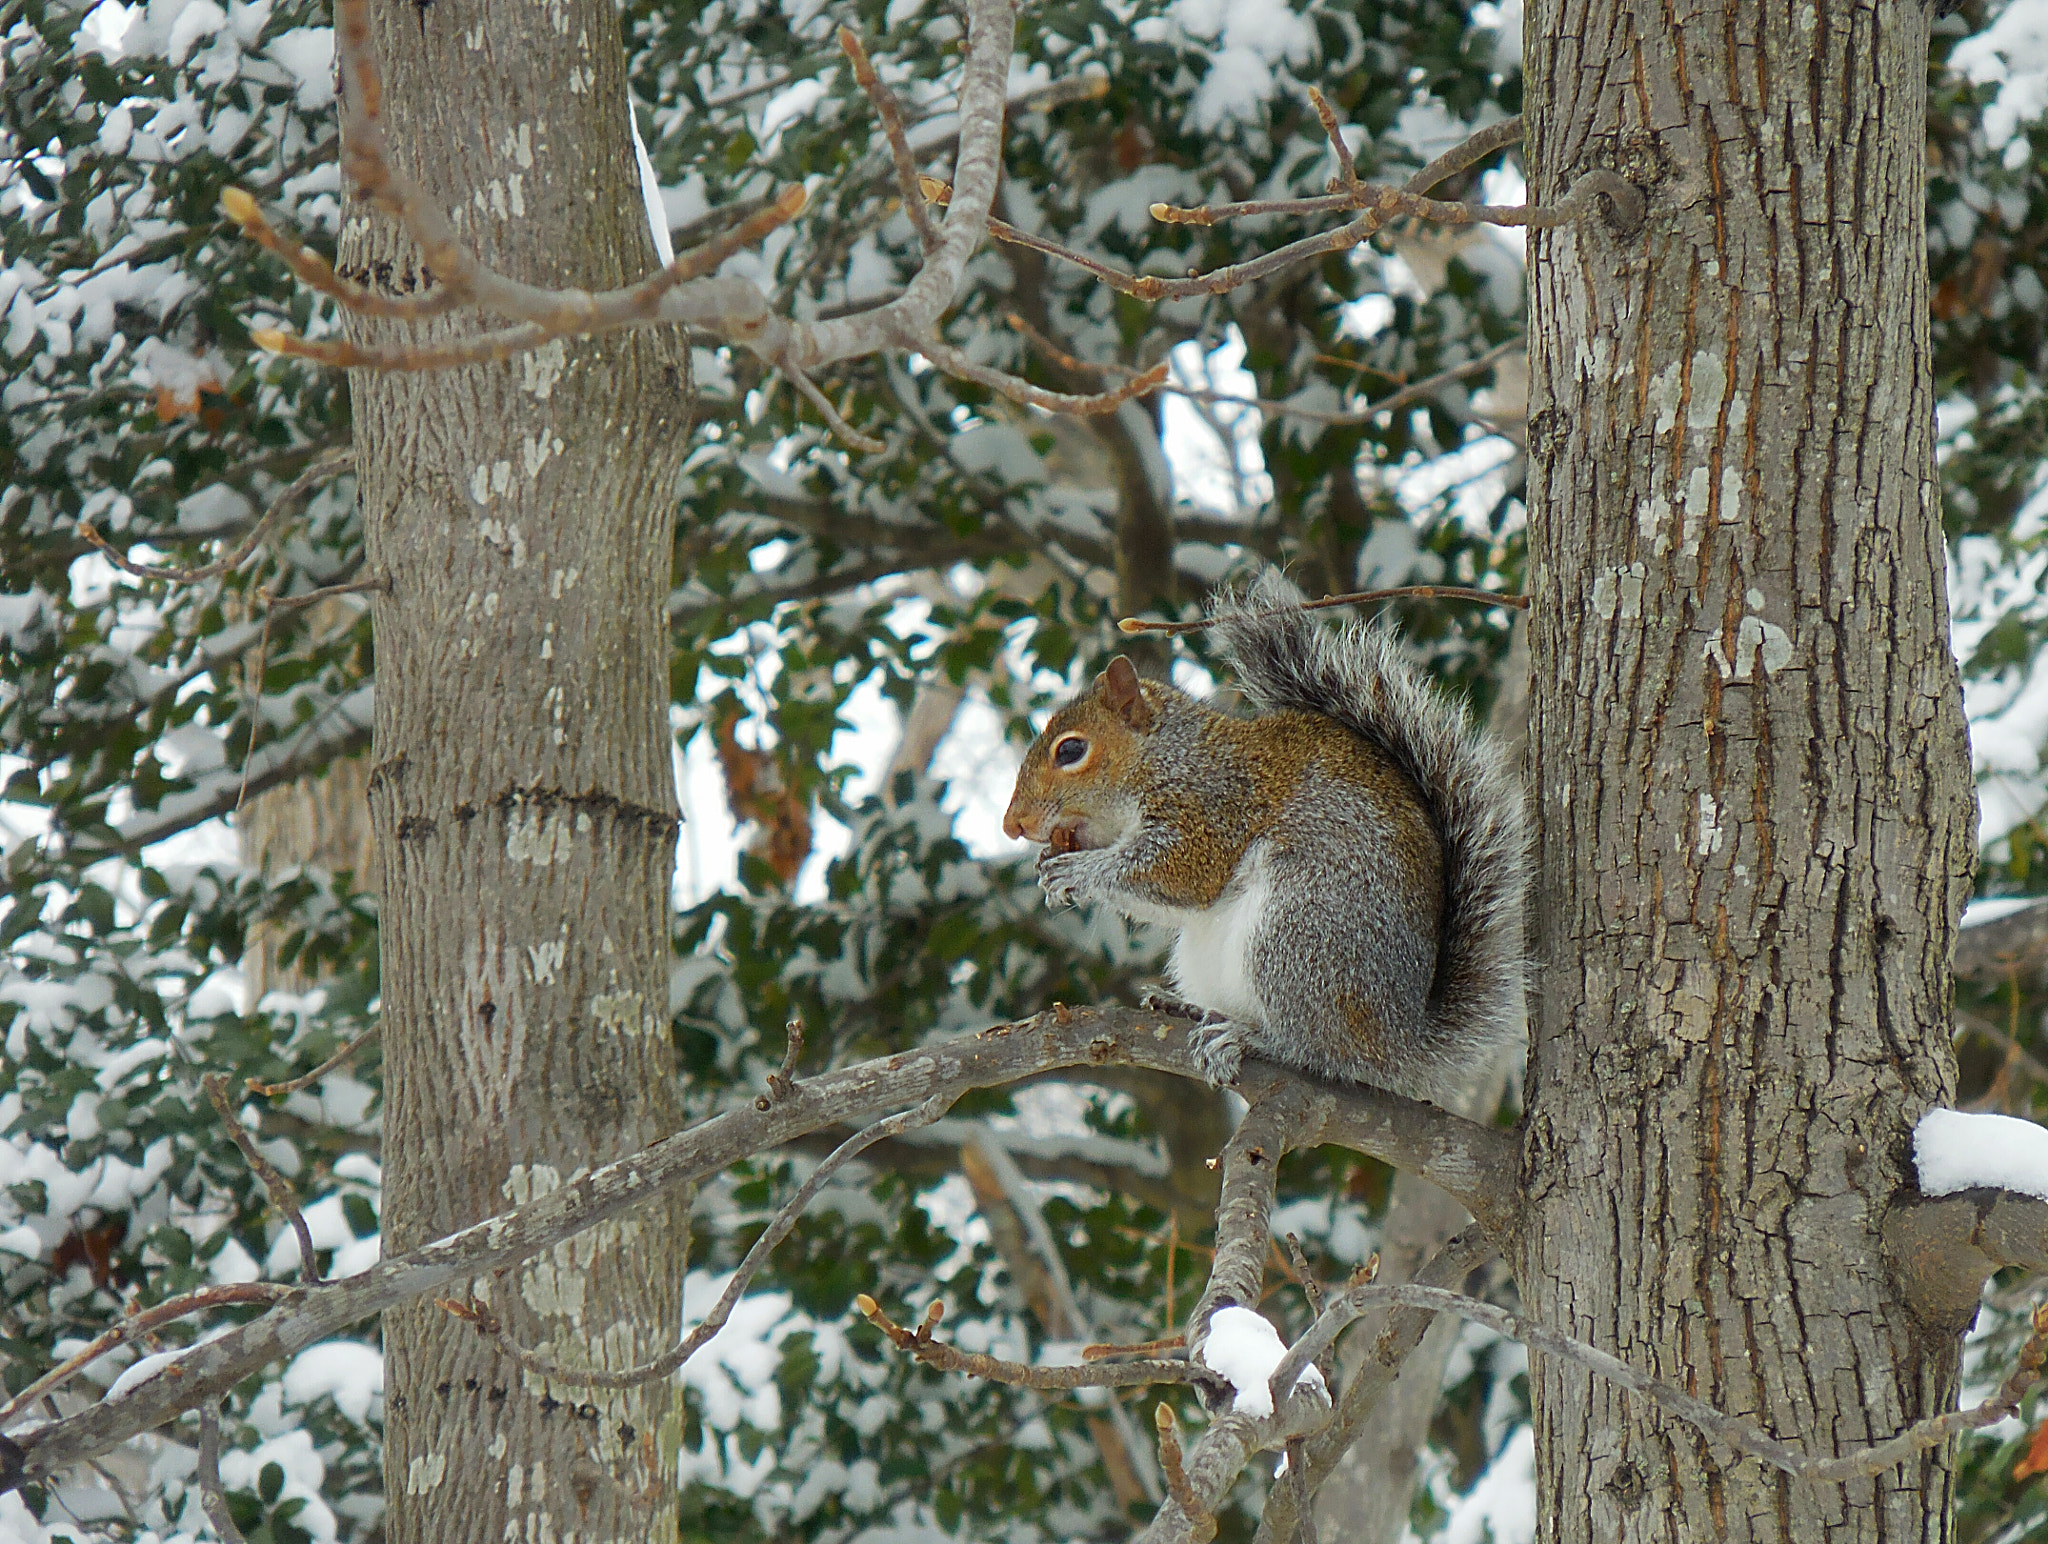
left=1272, top=1283, right=2048, bottom=1486
left=758, top=1014, right=805, bottom=1108
left=8, top=1007, right=1516, bottom=1485
left=77, top=447, right=354, bottom=584
left=839, top=26, right=937, bottom=254
left=444, top=1093, right=956, bottom=1389
left=1147, top=167, right=1642, bottom=240
left=246, top=1026, right=380, bottom=1098
left=910, top=335, right=1168, bottom=415
left=1306, top=88, right=1359, bottom=190
left=252, top=187, right=809, bottom=370
left=1154, top=1404, right=1216, bottom=1544
left=858, top=1295, right=1220, bottom=1396
left=0, top=1284, right=286, bottom=1427
left=784, top=363, right=887, bottom=453
left=220, top=189, right=461, bottom=322
left=197, top=1405, right=250, bottom=1544
left=1405, top=115, right=1524, bottom=197
left=204, top=1074, right=319, bottom=1284
left=1187, top=1086, right=1312, bottom=1360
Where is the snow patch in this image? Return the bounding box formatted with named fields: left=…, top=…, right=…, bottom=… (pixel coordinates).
left=1916, top=1108, right=2048, bottom=1201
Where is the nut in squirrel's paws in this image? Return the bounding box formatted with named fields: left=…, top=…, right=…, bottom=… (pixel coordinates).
left=1037, top=848, right=1085, bottom=909
left=1188, top=1019, right=1248, bottom=1087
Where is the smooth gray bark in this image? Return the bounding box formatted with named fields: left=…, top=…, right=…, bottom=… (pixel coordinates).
left=1519, top=0, right=1975, bottom=1540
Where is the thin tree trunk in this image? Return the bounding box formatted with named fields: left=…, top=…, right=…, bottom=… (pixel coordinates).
left=339, top=3, right=691, bottom=1539
left=1519, top=1, right=1975, bottom=1539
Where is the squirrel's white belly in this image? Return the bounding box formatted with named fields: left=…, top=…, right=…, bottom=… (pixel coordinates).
left=1166, top=845, right=1271, bottom=1024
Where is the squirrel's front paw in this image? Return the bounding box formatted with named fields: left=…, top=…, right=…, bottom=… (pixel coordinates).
left=1188, top=1019, right=1248, bottom=1088
left=1037, top=850, right=1088, bottom=909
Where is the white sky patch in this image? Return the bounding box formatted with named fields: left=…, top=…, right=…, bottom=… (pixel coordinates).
left=1915, top=1108, right=2048, bottom=1201
left=1162, top=328, right=1271, bottom=515
left=1198, top=1305, right=1326, bottom=1417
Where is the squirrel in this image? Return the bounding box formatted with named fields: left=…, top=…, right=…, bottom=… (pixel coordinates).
left=1001, top=571, right=1527, bottom=1101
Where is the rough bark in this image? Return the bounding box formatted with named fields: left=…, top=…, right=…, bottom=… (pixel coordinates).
left=339, top=2, right=691, bottom=1539
left=1519, top=1, right=1975, bottom=1541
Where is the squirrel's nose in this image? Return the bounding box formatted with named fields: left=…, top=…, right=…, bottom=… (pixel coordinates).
left=1002, top=798, right=1038, bottom=842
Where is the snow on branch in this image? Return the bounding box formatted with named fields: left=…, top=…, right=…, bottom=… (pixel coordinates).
left=1915, top=1107, right=2048, bottom=1201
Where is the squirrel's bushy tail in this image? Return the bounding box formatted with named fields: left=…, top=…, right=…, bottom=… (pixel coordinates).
left=1209, top=570, right=1528, bottom=1064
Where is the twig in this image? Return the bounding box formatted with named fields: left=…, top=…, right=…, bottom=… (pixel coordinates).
left=247, top=1026, right=381, bottom=1098
left=784, top=363, right=887, bottom=453
left=1306, top=88, right=1359, bottom=189
left=1405, top=116, right=1524, bottom=197
left=1284, top=1436, right=1317, bottom=1544
left=251, top=188, right=809, bottom=371
left=1004, top=310, right=1108, bottom=379
left=197, top=1404, right=250, bottom=1544
left=910, top=335, right=1167, bottom=415
left=202, top=1074, right=319, bottom=1284
left=445, top=1092, right=957, bottom=1388
left=1267, top=1284, right=2048, bottom=1485
left=1121, top=583, right=1527, bottom=639
left=969, top=1135, right=1163, bottom=1501
left=76, top=448, right=355, bottom=585
left=1004, top=160, right=1635, bottom=306
left=1155, top=1404, right=1217, bottom=1544
left=1087, top=1332, right=1189, bottom=1361
left=839, top=27, right=937, bottom=254
left=0, top=1283, right=286, bottom=1427
left=1281, top=1234, right=1325, bottom=1320
left=858, top=1296, right=1225, bottom=1398
left=232, top=571, right=384, bottom=815
left=757, top=1014, right=806, bottom=1108
left=1148, top=168, right=1641, bottom=237
left=219, top=190, right=461, bottom=321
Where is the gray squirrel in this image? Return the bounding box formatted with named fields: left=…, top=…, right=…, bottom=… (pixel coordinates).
left=1000, top=571, right=1527, bottom=1100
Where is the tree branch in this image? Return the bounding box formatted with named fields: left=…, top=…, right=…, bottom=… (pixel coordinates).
left=5, top=1006, right=1513, bottom=1486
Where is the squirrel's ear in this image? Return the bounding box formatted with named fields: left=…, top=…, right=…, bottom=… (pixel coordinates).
left=1099, top=656, right=1156, bottom=731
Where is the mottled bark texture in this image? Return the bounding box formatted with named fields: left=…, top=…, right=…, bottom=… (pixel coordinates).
left=338, top=1, right=691, bottom=1539
left=1519, top=1, right=1975, bottom=1541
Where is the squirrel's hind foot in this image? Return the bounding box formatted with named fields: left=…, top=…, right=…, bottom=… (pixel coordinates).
left=1187, top=1018, right=1249, bottom=1088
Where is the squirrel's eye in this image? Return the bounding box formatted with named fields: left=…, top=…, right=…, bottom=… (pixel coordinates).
left=1053, top=735, right=1089, bottom=768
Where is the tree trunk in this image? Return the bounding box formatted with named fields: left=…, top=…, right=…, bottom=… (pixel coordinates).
left=1519, top=0, right=1975, bottom=1540
left=339, top=3, right=692, bottom=1539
